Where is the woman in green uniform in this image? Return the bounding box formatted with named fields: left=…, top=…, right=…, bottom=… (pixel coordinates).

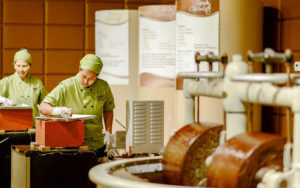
left=39, top=54, right=115, bottom=157
left=0, top=48, right=48, bottom=120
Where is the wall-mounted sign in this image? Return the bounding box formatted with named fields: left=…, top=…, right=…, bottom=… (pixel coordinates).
left=95, top=10, right=130, bottom=85
left=139, top=5, right=176, bottom=88
left=176, top=0, right=219, bottom=74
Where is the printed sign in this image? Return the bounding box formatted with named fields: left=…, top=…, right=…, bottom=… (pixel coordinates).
left=139, top=5, right=176, bottom=87
left=176, top=0, right=219, bottom=74
left=95, top=10, right=130, bottom=85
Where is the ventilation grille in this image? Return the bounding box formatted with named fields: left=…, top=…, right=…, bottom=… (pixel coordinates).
left=128, top=100, right=164, bottom=154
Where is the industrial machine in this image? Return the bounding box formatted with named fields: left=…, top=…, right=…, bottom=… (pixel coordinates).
left=89, top=49, right=299, bottom=188
left=162, top=53, right=227, bottom=186
left=227, top=49, right=299, bottom=188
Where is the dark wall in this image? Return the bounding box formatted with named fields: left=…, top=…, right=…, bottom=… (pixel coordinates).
left=261, top=0, right=300, bottom=137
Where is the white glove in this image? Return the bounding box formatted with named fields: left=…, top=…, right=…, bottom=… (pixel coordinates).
left=52, top=107, right=72, bottom=117
left=104, top=132, right=114, bottom=150
left=0, top=96, right=15, bottom=106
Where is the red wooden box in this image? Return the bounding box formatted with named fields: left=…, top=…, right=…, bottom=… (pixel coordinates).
left=0, top=109, right=33, bottom=131
left=35, top=120, right=84, bottom=147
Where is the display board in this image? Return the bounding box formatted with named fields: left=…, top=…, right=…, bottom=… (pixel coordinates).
left=138, top=5, right=176, bottom=88
left=95, top=10, right=130, bottom=85
left=176, top=0, right=219, bottom=73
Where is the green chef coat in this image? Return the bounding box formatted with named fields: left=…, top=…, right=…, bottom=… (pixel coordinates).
left=42, top=73, right=115, bottom=150
left=0, top=72, right=48, bottom=123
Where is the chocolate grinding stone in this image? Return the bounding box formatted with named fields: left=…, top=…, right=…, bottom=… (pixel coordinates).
left=207, top=132, right=286, bottom=188
left=162, top=122, right=223, bottom=186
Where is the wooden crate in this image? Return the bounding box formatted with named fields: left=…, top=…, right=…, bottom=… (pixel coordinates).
left=0, top=109, right=33, bottom=131
left=35, top=120, right=84, bottom=147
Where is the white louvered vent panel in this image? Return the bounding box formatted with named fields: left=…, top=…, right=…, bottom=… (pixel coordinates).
left=134, top=129, right=146, bottom=133
left=134, top=117, right=146, bottom=121
left=134, top=125, right=145, bottom=129
left=134, top=110, right=146, bottom=114
left=150, top=121, right=162, bottom=125
left=149, top=102, right=163, bottom=144
left=150, top=128, right=161, bottom=132
left=134, top=121, right=146, bottom=125
left=150, top=113, right=161, bottom=117
left=126, top=100, right=164, bottom=154
left=150, top=109, right=162, bottom=113
left=150, top=106, right=161, bottom=110
left=134, top=132, right=146, bottom=136
left=150, top=132, right=161, bottom=136
left=150, top=125, right=161, bottom=129
left=133, top=102, right=147, bottom=144
left=134, top=113, right=146, bottom=117
left=150, top=117, right=161, bottom=121
left=150, top=136, right=161, bottom=140
left=150, top=140, right=161, bottom=144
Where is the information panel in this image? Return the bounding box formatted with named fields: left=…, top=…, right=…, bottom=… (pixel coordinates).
left=139, top=5, right=176, bottom=87
left=95, top=10, right=130, bottom=85
left=176, top=0, right=219, bottom=73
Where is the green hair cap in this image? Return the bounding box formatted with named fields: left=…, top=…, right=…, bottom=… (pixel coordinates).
left=80, top=54, right=103, bottom=74
left=14, top=49, right=32, bottom=64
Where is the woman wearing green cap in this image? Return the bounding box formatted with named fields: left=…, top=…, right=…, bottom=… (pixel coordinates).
left=39, top=54, right=115, bottom=157
left=0, top=48, right=48, bottom=120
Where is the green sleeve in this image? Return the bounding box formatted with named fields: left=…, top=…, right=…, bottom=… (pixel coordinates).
left=103, top=84, right=115, bottom=112
left=38, top=82, right=48, bottom=104
left=42, top=84, right=66, bottom=107
left=0, top=78, right=8, bottom=97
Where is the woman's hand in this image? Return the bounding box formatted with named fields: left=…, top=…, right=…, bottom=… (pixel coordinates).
left=0, top=96, right=16, bottom=106
left=52, top=107, right=72, bottom=117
